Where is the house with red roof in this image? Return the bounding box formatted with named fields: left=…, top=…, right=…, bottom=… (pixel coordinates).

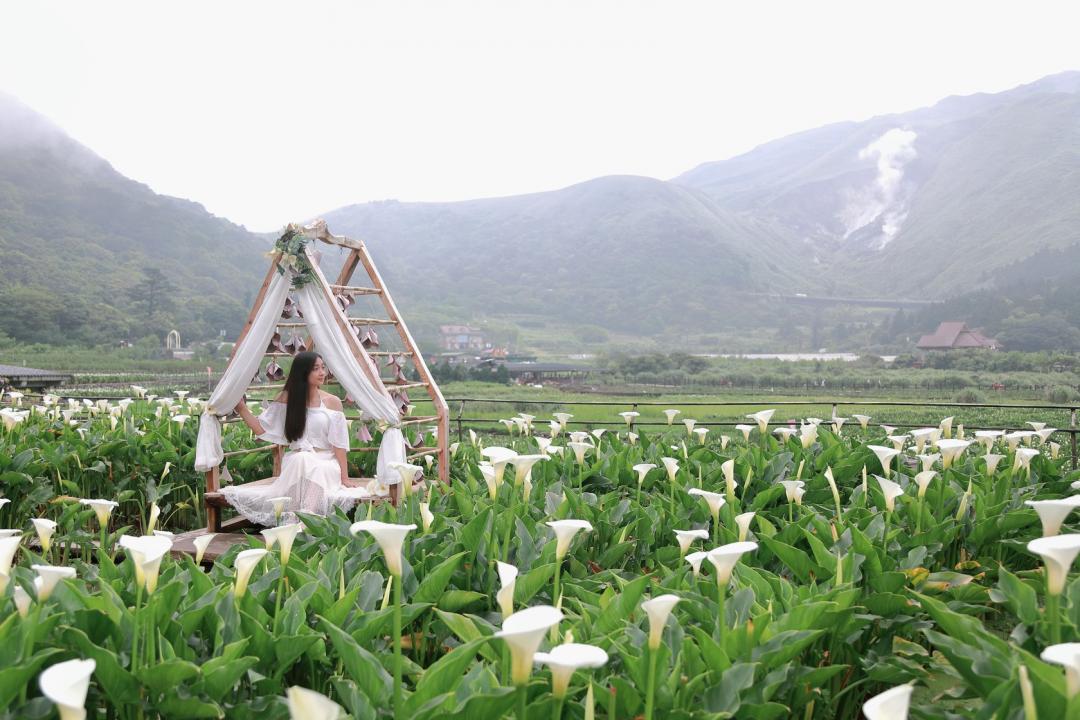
left=916, top=322, right=998, bottom=351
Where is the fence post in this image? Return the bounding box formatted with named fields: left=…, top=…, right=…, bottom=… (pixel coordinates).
left=1071, top=407, right=1077, bottom=471
left=630, top=402, right=638, bottom=432
left=831, top=402, right=838, bottom=420
left=456, top=400, right=466, bottom=443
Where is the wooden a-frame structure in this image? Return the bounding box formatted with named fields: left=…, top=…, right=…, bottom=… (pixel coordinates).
left=174, top=220, right=449, bottom=560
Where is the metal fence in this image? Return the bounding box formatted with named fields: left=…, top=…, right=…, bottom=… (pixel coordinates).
left=443, top=397, right=1080, bottom=469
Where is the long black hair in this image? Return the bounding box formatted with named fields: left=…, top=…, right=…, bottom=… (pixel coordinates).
left=283, top=351, right=322, bottom=442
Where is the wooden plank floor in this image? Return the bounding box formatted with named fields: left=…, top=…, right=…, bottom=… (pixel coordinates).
left=171, top=526, right=254, bottom=564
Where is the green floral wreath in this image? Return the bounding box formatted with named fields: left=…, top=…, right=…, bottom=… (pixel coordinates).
left=270, top=224, right=317, bottom=288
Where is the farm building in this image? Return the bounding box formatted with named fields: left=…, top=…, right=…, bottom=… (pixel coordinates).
left=916, top=322, right=997, bottom=351
left=0, top=363, right=72, bottom=391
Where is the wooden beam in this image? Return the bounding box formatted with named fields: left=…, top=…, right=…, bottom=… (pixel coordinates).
left=350, top=240, right=451, bottom=484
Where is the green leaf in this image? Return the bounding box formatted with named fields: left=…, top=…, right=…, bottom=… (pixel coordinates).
left=319, top=616, right=392, bottom=705
left=136, top=659, right=201, bottom=695
left=705, top=662, right=758, bottom=714
left=405, top=637, right=489, bottom=714
left=438, top=590, right=487, bottom=613
left=414, top=551, right=467, bottom=604
left=595, top=575, right=651, bottom=635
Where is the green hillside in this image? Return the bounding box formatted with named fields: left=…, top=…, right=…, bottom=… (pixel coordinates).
left=320, top=175, right=817, bottom=337
left=0, top=93, right=268, bottom=345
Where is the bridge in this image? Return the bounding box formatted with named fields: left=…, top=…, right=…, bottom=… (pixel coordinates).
left=741, top=292, right=940, bottom=310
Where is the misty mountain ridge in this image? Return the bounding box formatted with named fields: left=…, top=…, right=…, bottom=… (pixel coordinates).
left=3, top=72, right=1080, bottom=352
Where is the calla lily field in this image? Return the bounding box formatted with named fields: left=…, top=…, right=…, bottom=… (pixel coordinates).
left=3, top=392, right=1080, bottom=718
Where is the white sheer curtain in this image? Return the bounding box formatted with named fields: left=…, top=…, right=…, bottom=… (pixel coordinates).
left=194, top=272, right=293, bottom=472
left=295, top=283, right=406, bottom=486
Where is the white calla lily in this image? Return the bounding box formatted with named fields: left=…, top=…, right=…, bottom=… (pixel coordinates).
left=567, top=442, right=592, bottom=466
left=914, top=471, right=937, bottom=499
left=707, top=541, right=758, bottom=587
left=937, top=439, right=971, bottom=469
left=40, top=658, right=96, bottom=720
left=721, top=459, right=738, bottom=498
left=79, top=499, right=118, bottom=527
left=916, top=454, right=940, bottom=473
left=118, top=535, right=173, bottom=593
left=419, top=502, right=435, bottom=533
left=773, top=427, right=797, bottom=442
left=734, top=512, right=756, bottom=541
left=553, top=413, right=573, bottom=430
left=734, top=424, right=754, bottom=442
left=31, top=518, right=57, bottom=554
left=1041, top=643, right=1080, bottom=698
left=261, top=523, right=302, bottom=565
left=685, top=550, right=708, bottom=577
left=509, top=454, right=547, bottom=487
left=876, top=476, right=905, bottom=512
left=779, top=480, right=805, bottom=504
left=1026, top=497, right=1080, bottom=537
left=233, top=548, right=269, bottom=597
left=641, top=594, right=681, bottom=650
left=747, top=409, right=775, bottom=434
left=387, top=462, right=423, bottom=496
left=853, top=414, right=872, bottom=430
left=481, top=447, right=518, bottom=486
left=286, top=685, right=345, bottom=720
left=663, top=409, right=681, bottom=425
left=674, top=529, right=708, bottom=556
left=193, top=533, right=216, bottom=564
left=862, top=683, right=914, bottom=720
left=32, top=564, right=76, bottom=601
left=479, top=463, right=498, bottom=499
left=1028, top=534, right=1080, bottom=595
left=14, top=583, right=31, bottom=617
left=661, top=457, right=679, bottom=482
left=496, top=561, right=518, bottom=619
left=496, top=605, right=564, bottom=685
left=350, top=521, right=415, bottom=577
left=1015, top=448, right=1039, bottom=474
left=868, top=445, right=901, bottom=478
left=618, top=411, right=639, bottom=427
left=0, top=533, right=22, bottom=576
left=534, top=642, right=609, bottom=699
left=632, top=463, right=656, bottom=485
left=547, top=519, right=593, bottom=560
left=688, top=488, right=726, bottom=530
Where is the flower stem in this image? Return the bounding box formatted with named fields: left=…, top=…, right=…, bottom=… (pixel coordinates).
left=551, top=695, right=563, bottom=720
left=393, top=571, right=403, bottom=720
left=916, top=496, right=924, bottom=534
left=517, top=684, right=528, bottom=720
left=502, top=488, right=517, bottom=563
left=1048, top=592, right=1062, bottom=644
left=717, top=580, right=727, bottom=646
left=644, top=646, right=659, bottom=720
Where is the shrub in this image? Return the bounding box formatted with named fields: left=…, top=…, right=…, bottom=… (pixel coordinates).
left=1044, top=385, right=1079, bottom=404
left=953, top=388, right=987, bottom=404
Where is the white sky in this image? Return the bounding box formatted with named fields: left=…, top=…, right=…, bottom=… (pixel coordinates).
left=2, top=0, right=1079, bottom=231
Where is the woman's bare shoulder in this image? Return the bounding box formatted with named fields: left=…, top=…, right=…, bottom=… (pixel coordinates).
left=321, top=392, right=343, bottom=411
left=273, top=391, right=287, bottom=403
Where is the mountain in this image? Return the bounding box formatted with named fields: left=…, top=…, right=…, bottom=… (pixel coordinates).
left=319, top=176, right=816, bottom=338
left=0, top=93, right=268, bottom=345
left=674, top=71, right=1080, bottom=298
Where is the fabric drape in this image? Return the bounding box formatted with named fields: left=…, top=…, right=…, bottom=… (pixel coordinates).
left=295, top=283, right=406, bottom=486
left=194, top=272, right=292, bottom=472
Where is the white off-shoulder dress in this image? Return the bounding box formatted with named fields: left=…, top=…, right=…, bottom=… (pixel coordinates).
left=220, top=399, right=370, bottom=525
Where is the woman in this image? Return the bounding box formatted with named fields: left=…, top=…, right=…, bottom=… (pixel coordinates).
left=223, top=352, right=369, bottom=525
